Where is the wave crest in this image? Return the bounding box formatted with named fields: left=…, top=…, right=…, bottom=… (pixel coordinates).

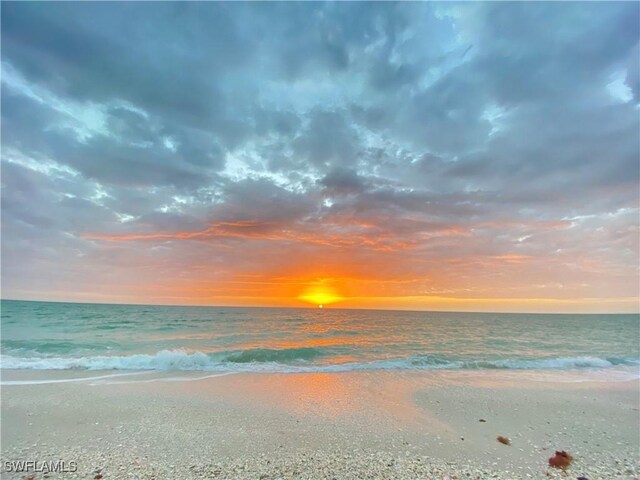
left=2, top=349, right=639, bottom=374
left=224, top=347, right=321, bottom=363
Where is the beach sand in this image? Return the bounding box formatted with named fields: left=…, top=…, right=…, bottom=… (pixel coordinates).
left=1, top=369, right=638, bottom=479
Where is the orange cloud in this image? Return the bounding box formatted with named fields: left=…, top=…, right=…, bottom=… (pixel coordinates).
left=74, top=214, right=639, bottom=313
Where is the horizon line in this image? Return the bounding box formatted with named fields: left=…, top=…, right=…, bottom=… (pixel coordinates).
left=1, top=297, right=638, bottom=316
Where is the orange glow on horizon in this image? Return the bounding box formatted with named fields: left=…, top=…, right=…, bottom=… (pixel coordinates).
left=298, top=283, right=343, bottom=307
left=59, top=218, right=640, bottom=313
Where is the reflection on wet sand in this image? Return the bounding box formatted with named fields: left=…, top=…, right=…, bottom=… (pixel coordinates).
left=116, top=371, right=455, bottom=433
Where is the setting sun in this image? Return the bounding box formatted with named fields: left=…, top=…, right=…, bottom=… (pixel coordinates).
left=298, top=284, right=343, bottom=307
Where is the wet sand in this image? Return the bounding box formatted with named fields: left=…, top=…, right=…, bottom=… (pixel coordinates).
left=1, top=369, right=639, bottom=479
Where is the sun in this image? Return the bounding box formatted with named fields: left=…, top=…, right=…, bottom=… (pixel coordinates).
left=298, top=284, right=343, bottom=307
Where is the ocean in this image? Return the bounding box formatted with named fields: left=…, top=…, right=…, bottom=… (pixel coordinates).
left=1, top=299, right=639, bottom=375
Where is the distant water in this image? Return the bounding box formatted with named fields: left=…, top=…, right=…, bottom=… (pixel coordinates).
left=1, top=300, right=639, bottom=376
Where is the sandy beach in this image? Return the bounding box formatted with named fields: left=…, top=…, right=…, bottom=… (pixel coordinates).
left=1, top=369, right=638, bottom=479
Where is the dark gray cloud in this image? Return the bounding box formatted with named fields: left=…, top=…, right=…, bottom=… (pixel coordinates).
left=320, top=167, right=367, bottom=196
left=293, top=110, right=360, bottom=169
left=2, top=2, right=638, bottom=308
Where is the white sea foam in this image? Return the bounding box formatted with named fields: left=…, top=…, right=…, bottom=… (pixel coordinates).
left=0, top=371, right=152, bottom=385
left=0, top=371, right=239, bottom=386
left=487, top=356, right=616, bottom=369
left=1, top=350, right=638, bottom=375
left=0, top=350, right=214, bottom=371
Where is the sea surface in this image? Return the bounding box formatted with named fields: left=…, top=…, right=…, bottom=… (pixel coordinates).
left=1, top=300, right=639, bottom=376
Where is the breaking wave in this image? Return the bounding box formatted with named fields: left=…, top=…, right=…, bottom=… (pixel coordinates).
left=1, top=349, right=638, bottom=374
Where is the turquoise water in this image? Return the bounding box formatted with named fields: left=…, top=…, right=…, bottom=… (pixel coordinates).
left=1, top=300, right=639, bottom=374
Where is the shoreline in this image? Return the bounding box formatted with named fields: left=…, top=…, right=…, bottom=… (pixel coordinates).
left=2, top=368, right=639, bottom=479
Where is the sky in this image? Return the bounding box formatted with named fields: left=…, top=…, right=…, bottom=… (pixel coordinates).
left=1, top=2, right=639, bottom=313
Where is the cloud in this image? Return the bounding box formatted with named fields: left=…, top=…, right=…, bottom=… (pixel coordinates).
left=320, top=167, right=367, bottom=195
left=1, top=2, right=638, bottom=310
